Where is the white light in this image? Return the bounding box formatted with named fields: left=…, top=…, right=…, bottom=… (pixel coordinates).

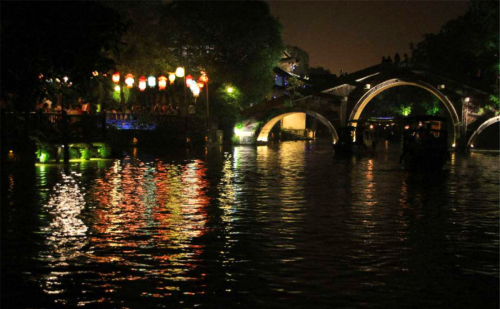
left=190, top=83, right=200, bottom=97
left=114, top=85, right=120, bottom=92
left=227, top=87, right=234, bottom=93
left=147, top=76, right=156, bottom=87
left=452, top=143, right=456, bottom=147
left=63, top=76, right=68, bottom=83
left=234, top=128, right=252, bottom=137
left=175, top=67, right=185, bottom=78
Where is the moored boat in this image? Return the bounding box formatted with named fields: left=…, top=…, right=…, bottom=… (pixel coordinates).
left=400, top=115, right=450, bottom=170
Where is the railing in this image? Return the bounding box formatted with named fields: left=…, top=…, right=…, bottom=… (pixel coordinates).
left=106, top=113, right=208, bottom=132
left=2, top=112, right=106, bottom=143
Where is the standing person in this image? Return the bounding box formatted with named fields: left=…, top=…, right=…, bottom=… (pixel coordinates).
left=394, top=53, right=401, bottom=63
left=188, top=103, right=196, bottom=115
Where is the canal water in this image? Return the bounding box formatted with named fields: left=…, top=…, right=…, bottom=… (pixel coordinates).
left=2, top=141, right=499, bottom=309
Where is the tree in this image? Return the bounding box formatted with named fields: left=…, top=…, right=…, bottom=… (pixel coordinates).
left=1, top=1, right=126, bottom=111
left=162, top=1, right=284, bottom=109
left=411, top=1, right=499, bottom=94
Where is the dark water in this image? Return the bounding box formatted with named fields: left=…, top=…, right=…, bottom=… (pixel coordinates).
left=2, top=141, right=499, bottom=309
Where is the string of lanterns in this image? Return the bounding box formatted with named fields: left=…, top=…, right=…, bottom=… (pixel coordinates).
left=111, top=68, right=208, bottom=97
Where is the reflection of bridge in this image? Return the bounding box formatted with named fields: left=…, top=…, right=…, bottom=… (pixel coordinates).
left=242, top=63, right=499, bottom=150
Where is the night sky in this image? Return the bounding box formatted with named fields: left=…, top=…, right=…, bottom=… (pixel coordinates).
left=268, top=1, right=469, bottom=74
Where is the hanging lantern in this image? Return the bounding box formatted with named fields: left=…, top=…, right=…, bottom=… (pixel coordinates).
left=147, top=76, right=156, bottom=87
left=190, top=83, right=200, bottom=97
left=197, top=82, right=204, bottom=89
left=168, top=73, right=176, bottom=84
left=158, top=76, right=167, bottom=90
left=175, top=67, right=185, bottom=78
left=185, top=75, right=193, bottom=87
left=112, top=72, right=120, bottom=83
left=199, top=72, right=209, bottom=83
left=139, top=76, right=147, bottom=91
left=125, top=74, right=135, bottom=88
left=114, top=85, right=121, bottom=92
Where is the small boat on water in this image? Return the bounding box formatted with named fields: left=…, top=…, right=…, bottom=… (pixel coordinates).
left=399, top=115, right=451, bottom=171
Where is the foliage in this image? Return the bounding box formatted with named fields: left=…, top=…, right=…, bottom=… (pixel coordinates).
left=79, top=148, right=90, bottom=160
left=422, top=99, right=441, bottom=116
left=285, top=76, right=304, bottom=100
left=410, top=1, right=499, bottom=93
left=98, top=144, right=113, bottom=158
left=393, top=103, right=413, bottom=117
left=163, top=1, right=284, bottom=108
left=1, top=1, right=126, bottom=111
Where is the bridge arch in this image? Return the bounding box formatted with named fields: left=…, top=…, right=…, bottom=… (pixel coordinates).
left=349, top=78, right=460, bottom=144
left=256, top=109, right=339, bottom=143
left=467, top=116, right=500, bottom=149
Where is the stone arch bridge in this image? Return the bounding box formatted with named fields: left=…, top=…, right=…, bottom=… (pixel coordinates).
left=241, top=64, right=498, bottom=150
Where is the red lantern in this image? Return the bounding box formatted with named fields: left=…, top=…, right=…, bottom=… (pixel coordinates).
left=185, top=75, right=193, bottom=87
left=199, top=72, right=209, bottom=83
left=158, top=76, right=167, bottom=90
left=139, top=76, right=147, bottom=91
left=112, top=72, right=120, bottom=83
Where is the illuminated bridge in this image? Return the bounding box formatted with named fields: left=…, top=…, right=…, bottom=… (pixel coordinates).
left=240, top=63, right=499, bottom=150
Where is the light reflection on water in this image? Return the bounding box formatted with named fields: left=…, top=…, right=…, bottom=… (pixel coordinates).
left=1, top=142, right=499, bottom=308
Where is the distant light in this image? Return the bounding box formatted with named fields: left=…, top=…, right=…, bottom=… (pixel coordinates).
left=92, top=71, right=99, bottom=77
left=63, top=76, right=69, bottom=83
left=197, top=82, right=204, bottom=89
left=227, top=87, right=234, bottom=93
left=365, top=84, right=371, bottom=89
left=147, top=76, right=156, bottom=87
left=139, top=76, right=146, bottom=91
left=114, top=85, right=120, bottom=92
left=125, top=74, right=134, bottom=88
left=234, top=127, right=252, bottom=137
left=452, top=143, right=456, bottom=148
left=404, top=125, right=410, bottom=130
left=158, top=76, right=167, bottom=90
left=369, top=124, right=374, bottom=129
left=9, top=150, right=13, bottom=154
left=133, top=137, right=138, bottom=144
left=185, top=75, right=193, bottom=87
left=175, top=67, right=185, bottom=78
left=168, top=73, right=176, bottom=84
left=190, top=83, right=200, bottom=97
left=112, top=72, right=120, bottom=83
left=438, top=84, right=445, bottom=89
left=464, top=97, right=470, bottom=103
left=471, top=144, right=474, bottom=148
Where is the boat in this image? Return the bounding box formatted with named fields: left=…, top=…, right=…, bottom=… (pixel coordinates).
left=399, top=115, right=450, bottom=170
left=333, top=124, right=378, bottom=154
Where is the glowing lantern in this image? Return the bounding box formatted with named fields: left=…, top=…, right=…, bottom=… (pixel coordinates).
left=112, top=72, right=120, bottom=83
left=199, top=73, right=209, bottom=83
left=139, top=76, right=147, bottom=91
left=125, top=74, right=135, bottom=88
left=158, top=76, right=167, bottom=90
left=185, top=75, right=193, bottom=87
left=114, top=85, right=120, bottom=92
left=190, top=83, right=200, bottom=97
left=175, top=67, right=185, bottom=77
left=197, top=82, right=204, bottom=89
left=147, top=76, right=156, bottom=87
left=168, top=73, right=176, bottom=84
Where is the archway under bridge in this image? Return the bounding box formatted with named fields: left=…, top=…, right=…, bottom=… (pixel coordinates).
left=348, top=79, right=460, bottom=145
left=255, top=109, right=339, bottom=144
